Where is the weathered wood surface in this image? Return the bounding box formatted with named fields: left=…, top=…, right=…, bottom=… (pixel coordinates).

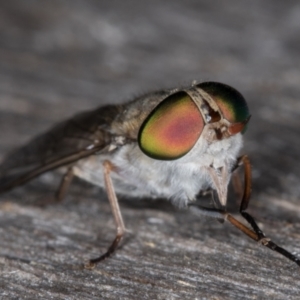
left=1, top=1, right=300, bottom=299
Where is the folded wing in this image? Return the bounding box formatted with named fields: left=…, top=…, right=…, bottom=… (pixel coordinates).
left=0, top=105, right=120, bottom=193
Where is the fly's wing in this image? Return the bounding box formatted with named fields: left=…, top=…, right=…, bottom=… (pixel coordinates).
left=0, top=105, right=121, bottom=193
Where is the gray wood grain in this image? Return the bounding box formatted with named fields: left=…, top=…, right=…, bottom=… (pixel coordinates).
left=1, top=0, right=300, bottom=299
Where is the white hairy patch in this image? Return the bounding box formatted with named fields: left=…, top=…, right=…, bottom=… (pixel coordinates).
left=73, top=133, right=243, bottom=208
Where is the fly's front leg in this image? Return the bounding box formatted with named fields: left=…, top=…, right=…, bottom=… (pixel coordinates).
left=85, top=160, right=125, bottom=269
left=231, top=155, right=300, bottom=266
left=190, top=202, right=300, bottom=266
left=231, top=167, right=243, bottom=204
left=235, top=155, right=265, bottom=239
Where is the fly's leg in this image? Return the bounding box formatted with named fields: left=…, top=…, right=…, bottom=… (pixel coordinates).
left=189, top=203, right=300, bottom=266
left=235, top=155, right=252, bottom=211
left=85, top=160, right=125, bottom=269
left=225, top=212, right=300, bottom=266
left=231, top=155, right=300, bottom=266
left=55, top=167, right=74, bottom=202
left=35, top=167, right=74, bottom=206
left=234, top=155, right=265, bottom=239
left=190, top=205, right=259, bottom=241
left=231, top=168, right=244, bottom=204
left=190, top=153, right=300, bottom=266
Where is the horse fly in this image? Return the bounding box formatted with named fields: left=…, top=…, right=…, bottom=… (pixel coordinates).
left=0, top=81, right=299, bottom=268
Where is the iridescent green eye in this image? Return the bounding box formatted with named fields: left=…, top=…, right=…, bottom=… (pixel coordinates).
left=198, top=82, right=250, bottom=125
left=138, top=91, right=204, bottom=160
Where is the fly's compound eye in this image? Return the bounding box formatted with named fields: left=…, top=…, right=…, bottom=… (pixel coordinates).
left=197, top=82, right=250, bottom=134
left=138, top=91, right=204, bottom=160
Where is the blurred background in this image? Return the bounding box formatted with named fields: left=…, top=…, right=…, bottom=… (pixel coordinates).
left=1, top=1, right=300, bottom=299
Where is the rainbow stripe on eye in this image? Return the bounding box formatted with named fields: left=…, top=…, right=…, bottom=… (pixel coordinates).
left=198, top=82, right=250, bottom=124
left=139, top=92, right=204, bottom=160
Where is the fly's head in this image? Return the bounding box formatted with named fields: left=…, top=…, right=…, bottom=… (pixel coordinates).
left=138, top=82, right=250, bottom=160
left=137, top=81, right=250, bottom=206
